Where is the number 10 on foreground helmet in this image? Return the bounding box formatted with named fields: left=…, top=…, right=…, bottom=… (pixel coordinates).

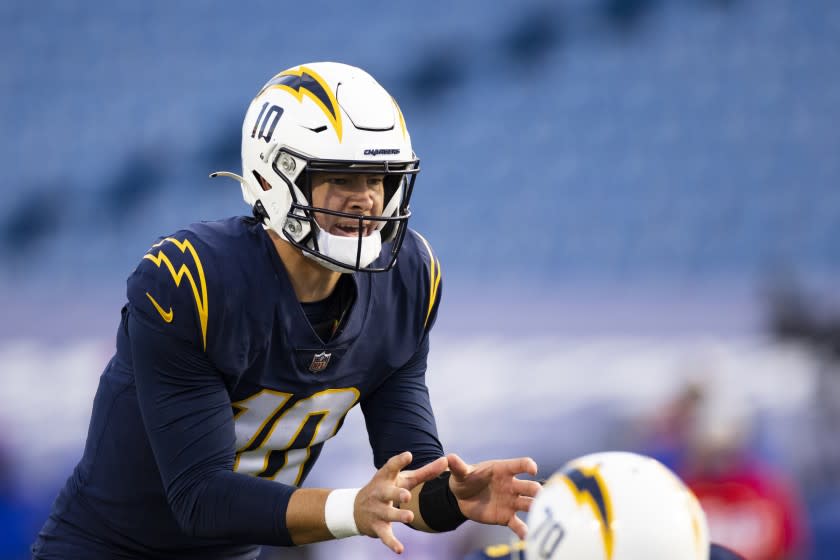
left=526, top=452, right=710, bottom=560
left=212, top=62, right=419, bottom=272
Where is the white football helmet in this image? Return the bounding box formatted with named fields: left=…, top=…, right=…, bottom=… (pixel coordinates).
left=526, top=451, right=710, bottom=560
left=212, top=62, right=419, bottom=272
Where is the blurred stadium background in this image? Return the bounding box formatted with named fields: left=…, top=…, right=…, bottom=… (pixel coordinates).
left=2, top=1, right=839, bottom=558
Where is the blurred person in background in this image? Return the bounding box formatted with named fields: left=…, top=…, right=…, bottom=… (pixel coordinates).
left=767, top=284, right=840, bottom=560
left=638, top=381, right=706, bottom=472
left=31, top=62, right=540, bottom=560
left=769, top=282, right=840, bottom=489
left=668, top=385, right=809, bottom=560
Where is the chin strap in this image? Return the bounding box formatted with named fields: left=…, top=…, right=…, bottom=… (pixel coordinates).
left=305, top=229, right=383, bottom=273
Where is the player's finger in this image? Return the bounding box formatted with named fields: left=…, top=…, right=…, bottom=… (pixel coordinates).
left=514, top=495, right=535, bottom=513
left=397, top=456, right=448, bottom=490
left=521, top=457, right=539, bottom=476
left=512, top=478, right=542, bottom=498
left=379, top=486, right=411, bottom=505
left=502, top=457, right=538, bottom=476
left=446, top=453, right=472, bottom=478
left=381, top=451, right=413, bottom=480
left=376, top=522, right=405, bottom=555
left=392, top=504, right=414, bottom=525
left=391, top=503, right=414, bottom=525
left=376, top=501, right=414, bottom=524
left=508, top=514, right=529, bottom=540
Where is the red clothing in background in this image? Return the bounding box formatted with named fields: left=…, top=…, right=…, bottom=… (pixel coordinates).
left=686, top=460, right=808, bottom=560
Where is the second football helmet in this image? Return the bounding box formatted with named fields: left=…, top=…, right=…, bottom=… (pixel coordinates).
left=526, top=451, right=709, bottom=560
left=213, top=62, right=419, bottom=272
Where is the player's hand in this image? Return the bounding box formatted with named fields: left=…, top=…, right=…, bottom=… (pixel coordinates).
left=447, top=453, right=540, bottom=540
left=355, top=451, right=448, bottom=554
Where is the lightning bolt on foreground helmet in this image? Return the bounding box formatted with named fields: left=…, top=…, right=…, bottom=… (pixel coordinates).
left=526, top=451, right=711, bottom=560
left=212, top=61, right=419, bottom=273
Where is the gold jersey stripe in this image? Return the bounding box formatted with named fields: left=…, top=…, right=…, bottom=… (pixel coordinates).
left=430, top=257, right=442, bottom=321
left=415, top=232, right=441, bottom=328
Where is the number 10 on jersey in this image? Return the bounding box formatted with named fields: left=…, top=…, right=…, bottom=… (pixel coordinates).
left=231, top=387, right=360, bottom=485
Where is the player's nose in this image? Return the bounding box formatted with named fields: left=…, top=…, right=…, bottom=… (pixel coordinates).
left=346, top=179, right=376, bottom=212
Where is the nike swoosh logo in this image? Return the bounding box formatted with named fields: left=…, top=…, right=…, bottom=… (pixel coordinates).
left=145, top=292, right=174, bottom=323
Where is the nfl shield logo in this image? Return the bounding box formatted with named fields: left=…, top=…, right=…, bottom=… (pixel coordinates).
left=309, top=351, right=332, bottom=373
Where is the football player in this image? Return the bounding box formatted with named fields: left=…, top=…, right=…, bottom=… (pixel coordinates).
left=465, top=451, right=745, bottom=560
left=32, top=62, right=540, bottom=559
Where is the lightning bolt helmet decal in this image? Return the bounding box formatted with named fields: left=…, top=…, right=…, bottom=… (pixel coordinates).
left=526, top=452, right=711, bottom=560
left=560, top=465, right=615, bottom=559
left=259, top=65, right=343, bottom=142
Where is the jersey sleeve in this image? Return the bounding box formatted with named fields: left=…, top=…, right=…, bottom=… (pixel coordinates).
left=360, top=334, right=444, bottom=470
left=126, top=233, right=215, bottom=352
left=127, top=310, right=295, bottom=544
left=359, top=231, right=446, bottom=469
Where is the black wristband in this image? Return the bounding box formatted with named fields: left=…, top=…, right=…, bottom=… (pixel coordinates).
left=418, top=471, right=467, bottom=532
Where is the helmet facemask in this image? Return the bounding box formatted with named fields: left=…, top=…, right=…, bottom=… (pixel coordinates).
left=269, top=149, right=419, bottom=273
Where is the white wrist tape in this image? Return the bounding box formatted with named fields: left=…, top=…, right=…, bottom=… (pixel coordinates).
left=324, top=488, right=361, bottom=539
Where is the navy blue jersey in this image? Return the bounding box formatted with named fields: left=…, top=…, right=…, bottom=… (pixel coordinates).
left=33, top=217, right=444, bottom=560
